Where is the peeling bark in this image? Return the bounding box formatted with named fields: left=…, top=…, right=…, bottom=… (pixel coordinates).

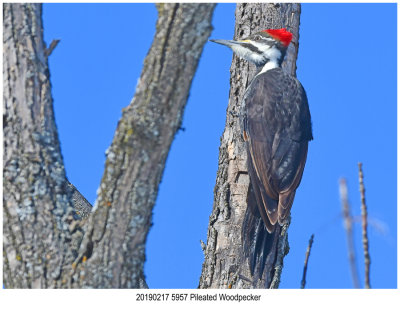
left=199, top=3, right=301, bottom=289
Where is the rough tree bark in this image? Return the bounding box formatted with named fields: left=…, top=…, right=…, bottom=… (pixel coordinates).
left=199, top=3, right=301, bottom=289
left=3, top=3, right=81, bottom=288
left=3, top=3, right=215, bottom=288
left=64, top=3, right=216, bottom=288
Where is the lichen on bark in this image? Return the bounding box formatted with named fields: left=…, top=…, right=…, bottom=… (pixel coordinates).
left=3, top=3, right=78, bottom=288
left=3, top=3, right=216, bottom=288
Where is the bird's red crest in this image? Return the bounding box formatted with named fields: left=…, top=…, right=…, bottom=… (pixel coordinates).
left=264, top=28, right=292, bottom=47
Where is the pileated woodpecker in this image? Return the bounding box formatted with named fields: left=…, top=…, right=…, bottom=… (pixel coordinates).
left=211, top=29, right=312, bottom=278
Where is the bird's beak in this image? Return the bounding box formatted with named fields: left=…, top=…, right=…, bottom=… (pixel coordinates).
left=209, top=39, right=242, bottom=49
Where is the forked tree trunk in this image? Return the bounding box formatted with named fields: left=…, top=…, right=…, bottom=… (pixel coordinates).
left=71, top=3, right=215, bottom=288
left=3, top=3, right=215, bottom=288
left=199, top=3, right=301, bottom=289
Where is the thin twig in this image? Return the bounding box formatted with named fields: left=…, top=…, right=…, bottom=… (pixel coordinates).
left=339, top=178, right=360, bottom=288
left=300, top=234, right=314, bottom=289
left=358, top=163, right=371, bottom=288
left=44, top=39, right=60, bottom=57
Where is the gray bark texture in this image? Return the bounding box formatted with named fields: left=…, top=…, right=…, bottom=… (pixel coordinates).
left=199, top=3, right=301, bottom=289
left=3, top=3, right=81, bottom=288
left=3, top=3, right=215, bottom=288
left=69, top=3, right=216, bottom=288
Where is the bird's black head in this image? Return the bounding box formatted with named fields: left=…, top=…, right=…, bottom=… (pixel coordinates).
left=210, top=28, right=293, bottom=68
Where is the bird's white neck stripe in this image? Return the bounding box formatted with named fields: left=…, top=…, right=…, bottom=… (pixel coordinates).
left=256, top=60, right=279, bottom=77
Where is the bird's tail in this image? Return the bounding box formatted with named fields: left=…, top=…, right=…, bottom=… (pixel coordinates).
left=242, top=188, right=278, bottom=280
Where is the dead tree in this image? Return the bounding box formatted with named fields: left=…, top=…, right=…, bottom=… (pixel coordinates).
left=3, top=3, right=215, bottom=288
left=199, top=3, right=301, bottom=289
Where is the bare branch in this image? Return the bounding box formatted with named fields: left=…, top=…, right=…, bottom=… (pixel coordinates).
left=339, top=178, right=360, bottom=288
left=300, top=234, right=314, bottom=289
left=44, top=39, right=60, bottom=57
left=71, top=3, right=216, bottom=288
left=358, top=162, right=371, bottom=288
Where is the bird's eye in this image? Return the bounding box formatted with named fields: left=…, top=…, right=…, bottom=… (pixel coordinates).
left=254, top=35, right=263, bottom=41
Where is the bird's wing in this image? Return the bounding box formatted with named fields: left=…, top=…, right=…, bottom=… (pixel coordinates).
left=244, top=69, right=312, bottom=228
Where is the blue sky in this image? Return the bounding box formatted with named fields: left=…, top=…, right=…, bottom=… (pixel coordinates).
left=43, top=3, right=397, bottom=288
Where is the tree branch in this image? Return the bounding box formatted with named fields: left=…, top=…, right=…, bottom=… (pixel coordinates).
left=339, top=178, right=360, bottom=288
left=70, top=3, right=216, bottom=288
left=300, top=234, right=314, bottom=289
left=358, top=163, right=371, bottom=288
left=44, top=39, right=60, bottom=58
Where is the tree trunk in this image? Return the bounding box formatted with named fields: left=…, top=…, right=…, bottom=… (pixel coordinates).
left=3, top=3, right=80, bottom=288
left=199, top=3, right=301, bottom=289
left=3, top=3, right=215, bottom=288
left=69, top=3, right=215, bottom=288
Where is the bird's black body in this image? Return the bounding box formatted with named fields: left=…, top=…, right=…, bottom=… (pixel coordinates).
left=210, top=28, right=312, bottom=280
left=242, top=67, right=312, bottom=277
